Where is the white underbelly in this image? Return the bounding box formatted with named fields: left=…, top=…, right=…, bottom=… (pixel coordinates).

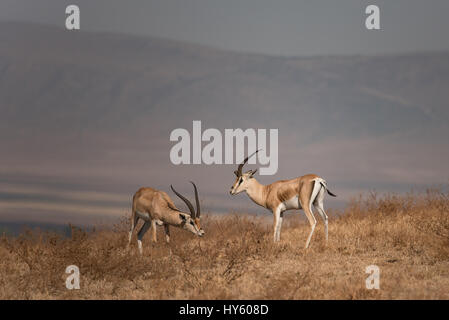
left=280, top=195, right=301, bottom=211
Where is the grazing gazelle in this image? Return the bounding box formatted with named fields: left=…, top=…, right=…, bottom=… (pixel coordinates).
left=129, top=182, right=205, bottom=254
left=229, top=151, right=336, bottom=248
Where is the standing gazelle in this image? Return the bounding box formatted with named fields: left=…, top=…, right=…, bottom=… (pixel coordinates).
left=230, top=151, right=336, bottom=248
left=129, top=182, right=205, bottom=254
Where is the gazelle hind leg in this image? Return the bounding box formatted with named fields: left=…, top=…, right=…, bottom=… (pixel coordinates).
left=128, top=214, right=139, bottom=245
left=303, top=180, right=322, bottom=248
left=137, top=221, right=151, bottom=254
left=313, top=186, right=328, bottom=241
left=303, top=205, right=317, bottom=249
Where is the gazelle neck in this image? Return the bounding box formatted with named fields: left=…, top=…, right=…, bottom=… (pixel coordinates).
left=245, top=178, right=267, bottom=208
left=164, top=208, right=188, bottom=227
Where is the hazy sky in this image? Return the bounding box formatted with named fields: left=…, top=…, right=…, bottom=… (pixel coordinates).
left=1, top=0, right=449, bottom=56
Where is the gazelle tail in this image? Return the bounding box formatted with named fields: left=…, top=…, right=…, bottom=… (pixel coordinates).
left=319, top=180, right=337, bottom=197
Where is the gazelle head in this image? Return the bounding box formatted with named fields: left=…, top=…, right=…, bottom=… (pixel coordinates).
left=230, top=150, right=259, bottom=195
left=171, top=182, right=205, bottom=237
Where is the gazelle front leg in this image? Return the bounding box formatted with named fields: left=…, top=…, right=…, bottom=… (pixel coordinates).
left=164, top=224, right=170, bottom=243
left=151, top=220, right=157, bottom=243
left=137, top=221, right=151, bottom=254
left=272, top=206, right=283, bottom=242
left=278, top=212, right=284, bottom=241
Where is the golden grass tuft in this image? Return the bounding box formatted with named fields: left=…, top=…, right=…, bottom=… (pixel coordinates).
left=1, top=189, right=448, bottom=299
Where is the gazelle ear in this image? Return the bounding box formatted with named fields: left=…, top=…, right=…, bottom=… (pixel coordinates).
left=250, top=169, right=257, bottom=177
left=234, top=170, right=240, bottom=177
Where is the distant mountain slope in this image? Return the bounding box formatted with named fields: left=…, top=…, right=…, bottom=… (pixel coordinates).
left=1, top=22, right=448, bottom=139
left=0, top=22, right=448, bottom=224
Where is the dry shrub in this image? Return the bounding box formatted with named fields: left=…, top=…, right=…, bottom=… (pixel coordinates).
left=0, top=189, right=448, bottom=299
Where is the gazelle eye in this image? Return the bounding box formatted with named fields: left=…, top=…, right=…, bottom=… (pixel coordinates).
left=238, top=178, right=243, bottom=184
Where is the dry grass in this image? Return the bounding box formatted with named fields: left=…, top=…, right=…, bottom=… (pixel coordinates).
left=1, top=189, right=448, bottom=299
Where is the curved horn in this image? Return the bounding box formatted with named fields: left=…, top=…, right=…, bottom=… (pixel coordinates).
left=170, top=185, right=196, bottom=218
left=190, top=181, right=200, bottom=218
left=236, top=149, right=260, bottom=176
